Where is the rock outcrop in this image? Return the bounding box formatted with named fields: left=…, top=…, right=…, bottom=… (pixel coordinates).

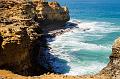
left=1, top=35, right=120, bottom=79
left=0, top=0, right=41, bottom=75
left=36, top=1, right=69, bottom=22
left=99, top=37, right=120, bottom=79
left=1, top=0, right=120, bottom=79
left=0, top=0, right=70, bottom=76
left=35, top=1, right=70, bottom=31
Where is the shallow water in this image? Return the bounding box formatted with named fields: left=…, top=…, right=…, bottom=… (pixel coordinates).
left=48, top=0, right=120, bottom=76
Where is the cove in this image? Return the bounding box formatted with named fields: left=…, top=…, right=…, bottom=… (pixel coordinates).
left=48, top=19, right=120, bottom=75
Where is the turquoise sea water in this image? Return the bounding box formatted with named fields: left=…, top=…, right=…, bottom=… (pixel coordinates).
left=48, top=0, right=120, bottom=75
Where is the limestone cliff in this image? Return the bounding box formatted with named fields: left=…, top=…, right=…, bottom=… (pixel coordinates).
left=36, top=1, right=69, bottom=22
left=1, top=0, right=120, bottom=79
left=99, top=37, right=120, bottom=79
left=35, top=1, right=70, bottom=31
left=0, top=0, right=41, bottom=75
left=0, top=0, right=70, bottom=76
left=1, top=34, right=120, bottom=79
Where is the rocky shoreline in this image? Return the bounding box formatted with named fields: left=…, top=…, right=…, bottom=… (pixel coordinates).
left=0, top=0, right=120, bottom=79
left=0, top=0, right=70, bottom=76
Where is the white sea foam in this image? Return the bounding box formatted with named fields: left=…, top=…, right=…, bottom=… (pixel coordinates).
left=50, top=40, right=111, bottom=52
left=68, top=19, right=120, bottom=34
left=48, top=19, right=119, bottom=75
left=65, top=61, right=107, bottom=75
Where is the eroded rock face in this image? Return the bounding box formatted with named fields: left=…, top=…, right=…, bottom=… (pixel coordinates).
left=0, top=0, right=70, bottom=76
left=0, top=1, right=39, bottom=75
left=0, top=0, right=120, bottom=79
left=99, top=37, right=120, bottom=79
left=36, top=1, right=70, bottom=22
left=35, top=1, right=70, bottom=31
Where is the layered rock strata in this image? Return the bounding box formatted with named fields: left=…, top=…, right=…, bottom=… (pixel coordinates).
left=1, top=0, right=120, bottom=79
left=0, top=0, right=70, bottom=76
left=99, top=37, right=120, bottom=79
left=1, top=34, right=120, bottom=79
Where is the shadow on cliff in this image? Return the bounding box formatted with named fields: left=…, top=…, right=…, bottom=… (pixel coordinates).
left=0, top=34, right=70, bottom=76
left=42, top=22, right=79, bottom=74
left=28, top=33, right=71, bottom=76
left=0, top=21, right=78, bottom=77
left=36, top=34, right=71, bottom=74
left=37, top=19, right=79, bottom=33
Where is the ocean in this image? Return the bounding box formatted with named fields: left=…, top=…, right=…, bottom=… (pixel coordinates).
left=48, top=0, right=120, bottom=75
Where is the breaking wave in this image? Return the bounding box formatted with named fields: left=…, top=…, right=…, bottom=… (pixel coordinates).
left=48, top=19, right=120, bottom=75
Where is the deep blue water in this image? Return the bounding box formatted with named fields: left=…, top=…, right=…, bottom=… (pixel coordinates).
left=48, top=0, right=120, bottom=75
left=57, top=0, right=120, bottom=23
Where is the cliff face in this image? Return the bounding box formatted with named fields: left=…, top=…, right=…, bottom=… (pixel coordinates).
left=0, top=36, right=119, bottom=79
left=99, top=37, right=120, bottom=79
left=0, top=0, right=40, bottom=75
left=35, top=1, right=70, bottom=31
left=2, top=0, right=120, bottom=79
left=0, top=0, right=70, bottom=76
left=36, top=1, right=69, bottom=22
